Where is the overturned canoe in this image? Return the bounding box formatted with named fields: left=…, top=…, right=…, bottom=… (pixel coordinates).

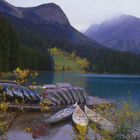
left=72, top=106, right=88, bottom=127
left=84, top=106, right=114, bottom=132
left=67, top=88, right=77, bottom=103
left=46, top=89, right=65, bottom=105
left=79, top=88, right=88, bottom=103
left=47, top=93, right=60, bottom=106
left=63, top=89, right=74, bottom=104
left=46, top=103, right=77, bottom=124
left=71, top=88, right=80, bottom=104
left=56, top=89, right=69, bottom=105
left=74, top=88, right=84, bottom=104
left=2, top=86, right=14, bottom=97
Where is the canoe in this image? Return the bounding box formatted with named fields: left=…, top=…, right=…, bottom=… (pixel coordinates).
left=3, top=86, right=14, bottom=97
left=56, top=83, right=72, bottom=88
left=74, top=88, right=84, bottom=104
left=62, top=88, right=74, bottom=104
left=46, top=103, right=77, bottom=124
left=67, top=88, right=77, bottom=103
left=11, top=87, right=24, bottom=98
left=79, top=88, right=88, bottom=103
left=72, top=106, right=88, bottom=127
left=66, top=89, right=75, bottom=104
left=43, top=84, right=57, bottom=89
left=46, top=89, right=65, bottom=105
left=77, top=88, right=86, bottom=104
left=82, top=88, right=88, bottom=98
left=52, top=91, right=64, bottom=105
left=71, top=88, right=80, bottom=103
left=56, top=89, right=69, bottom=105
left=47, top=93, right=60, bottom=106
left=20, top=87, right=30, bottom=99
left=84, top=106, right=114, bottom=132
left=59, top=89, right=71, bottom=105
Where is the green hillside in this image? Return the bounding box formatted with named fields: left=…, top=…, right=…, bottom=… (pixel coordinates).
left=50, top=48, right=88, bottom=73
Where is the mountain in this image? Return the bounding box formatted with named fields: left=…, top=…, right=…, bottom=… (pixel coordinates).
left=0, top=0, right=95, bottom=44
left=0, top=0, right=69, bottom=24
left=1, top=1, right=140, bottom=73
left=0, top=0, right=21, bottom=16
left=85, top=15, right=140, bottom=54
left=19, top=3, right=70, bottom=25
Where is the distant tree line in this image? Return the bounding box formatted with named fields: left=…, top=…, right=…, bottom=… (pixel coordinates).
left=70, top=51, right=89, bottom=70
left=0, top=15, right=54, bottom=72
left=50, top=40, right=140, bottom=74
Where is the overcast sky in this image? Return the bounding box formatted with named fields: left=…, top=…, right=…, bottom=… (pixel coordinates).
left=6, top=0, right=140, bottom=31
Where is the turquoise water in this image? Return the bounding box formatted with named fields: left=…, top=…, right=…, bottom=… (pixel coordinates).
left=35, top=72, right=140, bottom=109
left=3, top=72, right=140, bottom=109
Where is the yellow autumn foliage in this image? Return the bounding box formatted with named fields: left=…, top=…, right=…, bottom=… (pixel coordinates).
left=40, top=99, right=51, bottom=112
left=0, top=102, right=9, bottom=112
left=25, top=127, right=32, bottom=133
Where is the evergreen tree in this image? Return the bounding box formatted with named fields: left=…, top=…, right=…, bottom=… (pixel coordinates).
left=0, top=14, right=54, bottom=72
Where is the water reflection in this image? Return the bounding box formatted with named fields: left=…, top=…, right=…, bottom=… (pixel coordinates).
left=35, top=72, right=87, bottom=88
left=8, top=124, right=102, bottom=140
left=34, top=72, right=55, bottom=85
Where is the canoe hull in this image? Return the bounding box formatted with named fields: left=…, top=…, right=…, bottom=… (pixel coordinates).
left=84, top=106, right=114, bottom=132
left=46, top=103, right=77, bottom=124
left=47, top=113, right=72, bottom=124
left=72, top=106, right=88, bottom=126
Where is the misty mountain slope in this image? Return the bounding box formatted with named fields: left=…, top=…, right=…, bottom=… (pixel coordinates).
left=0, top=0, right=97, bottom=45
left=1, top=1, right=140, bottom=73
left=85, top=15, right=140, bottom=54
left=19, top=3, right=70, bottom=25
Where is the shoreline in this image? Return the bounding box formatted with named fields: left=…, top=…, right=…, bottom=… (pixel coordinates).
left=1, top=71, right=140, bottom=79
left=7, top=96, right=115, bottom=112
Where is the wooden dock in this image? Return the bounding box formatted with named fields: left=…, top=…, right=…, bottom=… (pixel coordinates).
left=8, top=104, right=41, bottom=110
left=8, top=96, right=115, bottom=112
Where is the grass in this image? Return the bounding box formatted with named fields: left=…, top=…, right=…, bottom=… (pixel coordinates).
left=52, top=49, right=84, bottom=73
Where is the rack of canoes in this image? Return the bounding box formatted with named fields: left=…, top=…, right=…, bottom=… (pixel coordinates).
left=0, top=81, right=88, bottom=106
left=27, top=83, right=88, bottom=106
left=46, top=104, right=115, bottom=132
left=0, top=81, right=41, bottom=104
left=42, top=83, right=88, bottom=106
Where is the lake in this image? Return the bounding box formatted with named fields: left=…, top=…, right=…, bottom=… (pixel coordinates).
left=35, top=72, right=140, bottom=110
left=2, top=72, right=140, bottom=110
